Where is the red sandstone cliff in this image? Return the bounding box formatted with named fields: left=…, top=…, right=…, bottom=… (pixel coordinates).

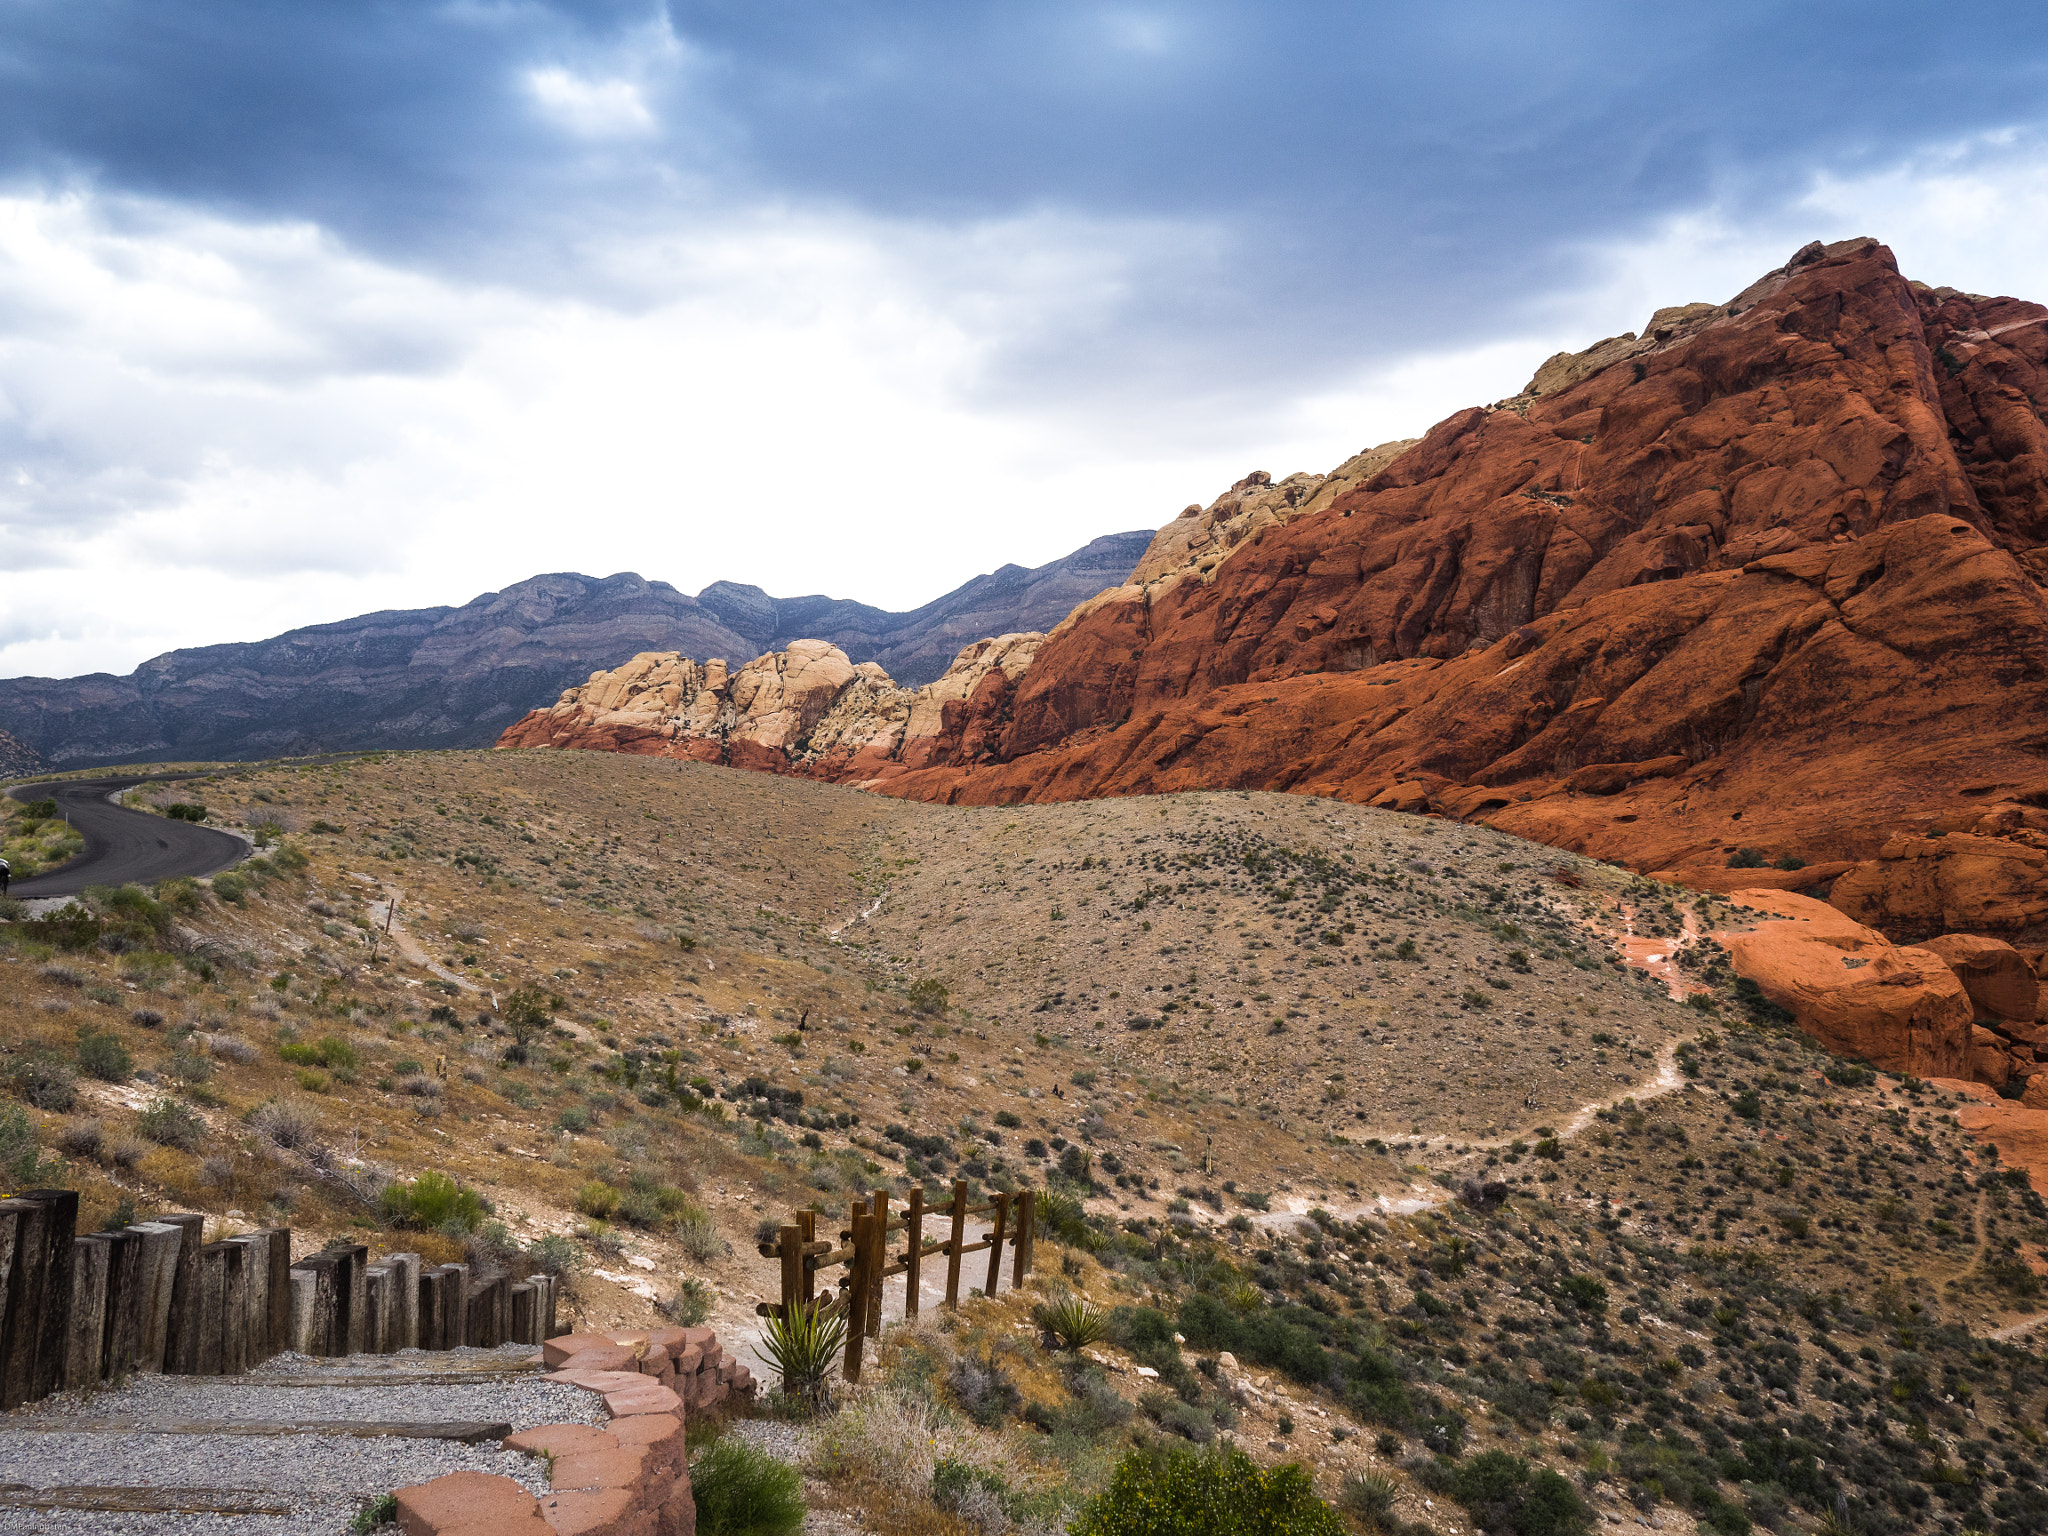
left=503, top=237, right=2048, bottom=943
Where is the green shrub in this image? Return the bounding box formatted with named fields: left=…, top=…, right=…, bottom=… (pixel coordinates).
left=137, top=1097, right=205, bottom=1151
left=1447, top=1450, right=1592, bottom=1536
left=0, top=1102, right=44, bottom=1186
left=5, top=1052, right=79, bottom=1111
left=690, top=1436, right=803, bottom=1536
left=525, top=1232, right=583, bottom=1277
left=576, top=1180, right=621, bottom=1219
left=558, top=1105, right=591, bottom=1133
left=907, top=978, right=949, bottom=1017
left=212, top=872, right=249, bottom=903
left=1726, top=848, right=1768, bottom=869
left=663, top=1276, right=714, bottom=1326
left=381, top=1171, right=485, bottom=1232
left=1071, top=1444, right=1343, bottom=1536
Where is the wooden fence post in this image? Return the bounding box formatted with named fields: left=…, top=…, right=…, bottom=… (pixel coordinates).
left=843, top=1203, right=870, bottom=1385
left=777, top=1225, right=801, bottom=1324
left=867, top=1188, right=888, bottom=1338
left=944, top=1180, right=967, bottom=1309
left=904, top=1187, right=925, bottom=1319
left=796, top=1210, right=817, bottom=1309
left=1013, top=1190, right=1035, bottom=1286
left=984, top=1192, right=1009, bottom=1299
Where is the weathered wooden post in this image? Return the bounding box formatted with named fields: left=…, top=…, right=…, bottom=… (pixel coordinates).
left=225, top=1233, right=270, bottom=1364
left=944, top=1180, right=967, bottom=1310
left=777, top=1225, right=801, bottom=1321
left=904, top=1187, right=925, bottom=1319
left=842, top=1204, right=871, bottom=1385
left=266, top=1231, right=293, bottom=1359
left=364, top=1261, right=394, bottom=1354
left=27, top=1190, right=77, bottom=1402
left=193, top=1242, right=227, bottom=1375
left=218, top=1241, right=249, bottom=1376
left=509, top=1280, right=537, bottom=1345
left=387, top=1251, right=419, bottom=1351
left=866, top=1188, right=888, bottom=1337
left=158, top=1212, right=205, bottom=1374
left=62, top=1234, right=112, bottom=1390
left=0, top=1198, right=46, bottom=1408
left=99, top=1227, right=143, bottom=1382
left=341, top=1244, right=369, bottom=1356
left=125, top=1221, right=184, bottom=1373
left=1013, top=1190, right=1035, bottom=1286
left=289, top=1267, right=318, bottom=1354
left=796, top=1210, right=817, bottom=1309
left=984, top=1192, right=1010, bottom=1299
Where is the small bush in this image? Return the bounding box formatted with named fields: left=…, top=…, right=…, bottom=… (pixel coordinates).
left=137, top=1097, right=205, bottom=1151
left=691, top=1436, right=804, bottom=1536
left=76, top=1028, right=134, bottom=1083
left=1447, top=1451, right=1592, bottom=1536
left=1071, top=1444, right=1344, bottom=1536
left=5, top=1052, right=78, bottom=1111
left=677, top=1216, right=726, bottom=1263
left=248, top=1098, right=322, bottom=1149
left=576, top=1181, right=622, bottom=1219
left=559, top=1105, right=591, bottom=1133
left=907, top=978, right=950, bottom=1017
left=60, top=1118, right=105, bottom=1160
left=947, top=1345, right=1022, bottom=1427
left=0, top=1103, right=43, bottom=1184
left=663, top=1276, right=715, bottom=1326
left=381, top=1170, right=485, bottom=1232
left=1726, top=847, right=1768, bottom=869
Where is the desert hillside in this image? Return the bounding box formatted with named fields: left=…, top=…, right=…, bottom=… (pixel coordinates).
left=7, top=750, right=2048, bottom=1534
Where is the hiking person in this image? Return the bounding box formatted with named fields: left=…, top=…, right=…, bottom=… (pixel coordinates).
left=0, top=857, right=10, bottom=895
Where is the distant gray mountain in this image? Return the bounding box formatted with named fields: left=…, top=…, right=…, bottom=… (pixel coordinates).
left=701, top=530, right=1155, bottom=688
left=0, top=533, right=1153, bottom=768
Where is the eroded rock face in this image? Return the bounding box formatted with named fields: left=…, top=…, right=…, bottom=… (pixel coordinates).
left=1915, top=933, right=2041, bottom=1022
left=853, top=241, right=2048, bottom=953
left=1717, top=891, right=1971, bottom=1077
left=495, top=634, right=1046, bottom=777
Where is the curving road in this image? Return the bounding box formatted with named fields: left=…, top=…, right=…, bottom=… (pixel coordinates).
left=7, top=776, right=247, bottom=898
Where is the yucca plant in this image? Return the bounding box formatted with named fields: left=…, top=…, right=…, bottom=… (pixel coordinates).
left=1338, top=1470, right=1399, bottom=1527
left=1032, top=1290, right=1106, bottom=1352
left=753, top=1299, right=848, bottom=1411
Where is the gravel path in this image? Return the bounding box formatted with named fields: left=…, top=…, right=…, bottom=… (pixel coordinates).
left=0, top=1347, right=602, bottom=1536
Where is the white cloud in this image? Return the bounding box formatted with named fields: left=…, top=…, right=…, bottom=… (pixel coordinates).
left=525, top=67, right=657, bottom=138
left=10, top=128, right=2048, bottom=683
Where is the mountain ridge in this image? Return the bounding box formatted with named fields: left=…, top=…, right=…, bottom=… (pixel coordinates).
left=0, top=533, right=1152, bottom=767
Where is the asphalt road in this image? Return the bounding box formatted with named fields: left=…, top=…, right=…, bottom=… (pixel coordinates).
left=7, top=775, right=247, bottom=898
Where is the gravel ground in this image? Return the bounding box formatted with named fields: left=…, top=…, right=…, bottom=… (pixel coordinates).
left=0, top=1348, right=602, bottom=1536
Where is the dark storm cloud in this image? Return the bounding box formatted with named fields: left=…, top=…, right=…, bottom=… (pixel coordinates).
left=3, top=1, right=2046, bottom=393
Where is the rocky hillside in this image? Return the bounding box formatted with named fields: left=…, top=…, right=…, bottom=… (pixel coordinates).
left=0, top=537, right=1151, bottom=769
left=0, top=728, right=46, bottom=780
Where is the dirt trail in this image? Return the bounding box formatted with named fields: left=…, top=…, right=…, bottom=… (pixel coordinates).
left=349, top=873, right=482, bottom=997
left=1243, top=1038, right=1695, bottom=1231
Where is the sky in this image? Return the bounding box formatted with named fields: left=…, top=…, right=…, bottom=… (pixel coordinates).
left=5, top=3, right=2048, bottom=678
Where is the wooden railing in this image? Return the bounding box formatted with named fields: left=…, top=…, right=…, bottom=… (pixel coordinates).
left=755, top=1179, right=1035, bottom=1384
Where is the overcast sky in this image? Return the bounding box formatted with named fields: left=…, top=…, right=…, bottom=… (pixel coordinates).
left=5, top=1, right=2048, bottom=678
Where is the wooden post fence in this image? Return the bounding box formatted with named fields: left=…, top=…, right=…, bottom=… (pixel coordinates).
left=754, top=1182, right=1037, bottom=1387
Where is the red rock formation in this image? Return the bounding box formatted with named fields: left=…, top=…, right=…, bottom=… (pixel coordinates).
left=504, top=239, right=2048, bottom=971
left=1716, top=891, right=1971, bottom=1077
left=843, top=241, right=2048, bottom=951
